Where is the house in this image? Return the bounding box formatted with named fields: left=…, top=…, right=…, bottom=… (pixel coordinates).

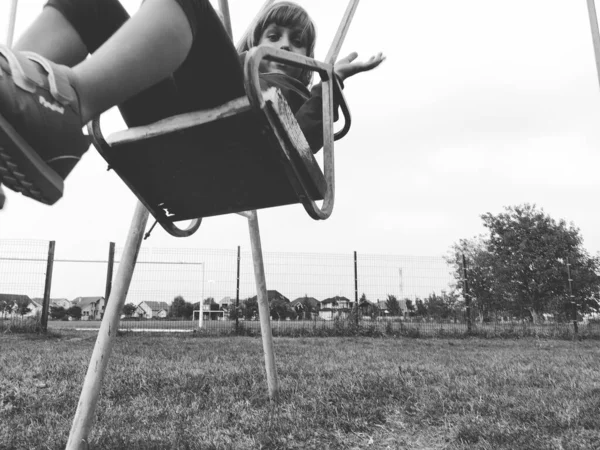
left=50, top=298, right=71, bottom=309
left=73, top=296, right=106, bottom=321
left=375, top=300, right=389, bottom=315
left=291, top=296, right=320, bottom=319
left=358, top=299, right=380, bottom=318
left=23, top=299, right=43, bottom=318
left=219, top=297, right=234, bottom=310
left=319, top=296, right=353, bottom=321
left=136, top=301, right=169, bottom=319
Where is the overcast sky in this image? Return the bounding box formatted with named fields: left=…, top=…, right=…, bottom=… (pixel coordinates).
left=2, top=0, right=600, bottom=299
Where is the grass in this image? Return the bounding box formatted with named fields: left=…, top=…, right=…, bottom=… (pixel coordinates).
left=1, top=333, right=599, bottom=449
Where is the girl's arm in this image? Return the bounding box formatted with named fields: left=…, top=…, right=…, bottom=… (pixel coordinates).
left=333, top=52, right=386, bottom=82
left=295, top=52, right=385, bottom=152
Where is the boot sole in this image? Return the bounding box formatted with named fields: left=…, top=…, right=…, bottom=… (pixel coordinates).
left=0, top=113, right=63, bottom=205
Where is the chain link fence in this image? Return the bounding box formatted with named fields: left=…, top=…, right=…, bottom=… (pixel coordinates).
left=2, top=239, right=598, bottom=337
left=0, top=240, right=49, bottom=332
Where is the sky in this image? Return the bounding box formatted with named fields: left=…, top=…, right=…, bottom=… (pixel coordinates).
left=2, top=0, right=600, bottom=300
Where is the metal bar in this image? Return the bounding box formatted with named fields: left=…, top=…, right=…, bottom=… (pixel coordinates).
left=247, top=210, right=279, bottom=401
left=236, top=245, right=241, bottom=330
left=41, top=241, right=55, bottom=333
left=0, top=257, right=203, bottom=265
left=243, top=47, right=337, bottom=220
left=566, top=258, right=578, bottom=335
left=66, top=202, right=149, bottom=450
left=199, top=264, right=205, bottom=328
left=218, top=0, right=233, bottom=39
left=354, top=250, right=358, bottom=324
left=587, top=0, right=600, bottom=89
left=0, top=257, right=48, bottom=262
left=104, top=242, right=115, bottom=305
left=325, top=0, right=361, bottom=65
left=462, top=254, right=472, bottom=333
left=6, top=0, right=19, bottom=47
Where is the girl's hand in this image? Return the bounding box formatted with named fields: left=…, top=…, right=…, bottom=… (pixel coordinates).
left=334, top=52, right=386, bottom=82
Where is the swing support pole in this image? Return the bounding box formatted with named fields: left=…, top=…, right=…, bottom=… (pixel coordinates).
left=66, top=203, right=150, bottom=450
left=587, top=0, right=600, bottom=89
left=218, top=0, right=233, bottom=39
left=325, top=0, right=360, bottom=64
left=245, top=210, right=279, bottom=401
left=6, top=0, right=19, bottom=47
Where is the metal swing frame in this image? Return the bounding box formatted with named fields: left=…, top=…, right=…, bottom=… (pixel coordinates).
left=64, top=1, right=360, bottom=448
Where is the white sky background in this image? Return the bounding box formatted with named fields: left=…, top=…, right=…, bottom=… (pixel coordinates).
left=2, top=0, right=600, bottom=299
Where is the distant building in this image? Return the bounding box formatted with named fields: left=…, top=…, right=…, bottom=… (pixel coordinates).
left=23, top=299, right=43, bottom=318
left=50, top=298, right=71, bottom=309
left=218, top=297, right=234, bottom=309
left=319, top=296, right=353, bottom=321
left=136, top=301, right=169, bottom=319
left=73, top=297, right=105, bottom=321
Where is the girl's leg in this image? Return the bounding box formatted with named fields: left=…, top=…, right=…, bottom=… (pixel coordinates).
left=17, top=0, right=181, bottom=127
left=13, top=6, right=87, bottom=66
left=164, top=0, right=246, bottom=113
left=70, top=0, right=193, bottom=123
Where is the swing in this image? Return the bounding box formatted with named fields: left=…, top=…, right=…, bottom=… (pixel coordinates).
left=87, top=0, right=357, bottom=238
left=59, top=2, right=363, bottom=448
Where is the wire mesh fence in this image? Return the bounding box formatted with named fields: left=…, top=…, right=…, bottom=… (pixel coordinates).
left=0, top=240, right=49, bottom=332
left=1, top=239, right=599, bottom=338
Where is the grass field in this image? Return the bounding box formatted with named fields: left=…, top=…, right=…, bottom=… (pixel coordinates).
left=1, top=333, right=599, bottom=449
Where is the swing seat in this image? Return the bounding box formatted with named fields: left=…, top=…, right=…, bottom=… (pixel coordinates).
left=89, top=47, right=350, bottom=237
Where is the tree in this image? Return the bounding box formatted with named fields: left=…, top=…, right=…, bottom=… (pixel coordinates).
left=242, top=297, right=258, bottom=320
left=385, top=294, right=402, bottom=316
left=448, top=235, right=507, bottom=319
left=182, top=302, right=194, bottom=320
left=415, top=298, right=427, bottom=316
left=67, top=306, right=82, bottom=320
left=405, top=299, right=415, bottom=313
left=449, top=204, right=600, bottom=321
left=122, top=303, right=137, bottom=317
left=14, top=298, right=31, bottom=317
left=170, top=295, right=187, bottom=318
left=50, top=306, right=67, bottom=320
left=270, top=299, right=294, bottom=320
left=426, top=293, right=451, bottom=319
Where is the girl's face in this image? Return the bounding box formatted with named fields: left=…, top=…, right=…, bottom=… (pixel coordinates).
left=257, top=24, right=308, bottom=79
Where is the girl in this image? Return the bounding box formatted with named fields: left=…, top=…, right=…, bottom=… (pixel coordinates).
left=0, top=0, right=384, bottom=206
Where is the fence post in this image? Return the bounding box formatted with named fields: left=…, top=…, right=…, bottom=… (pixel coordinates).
left=235, top=245, right=240, bottom=330
left=461, top=254, right=472, bottom=334
left=566, top=257, right=578, bottom=336
left=104, top=242, right=115, bottom=305
left=41, top=240, right=55, bottom=332
left=354, top=251, right=359, bottom=325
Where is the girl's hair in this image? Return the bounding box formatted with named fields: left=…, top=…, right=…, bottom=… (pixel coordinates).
left=239, top=1, right=317, bottom=86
